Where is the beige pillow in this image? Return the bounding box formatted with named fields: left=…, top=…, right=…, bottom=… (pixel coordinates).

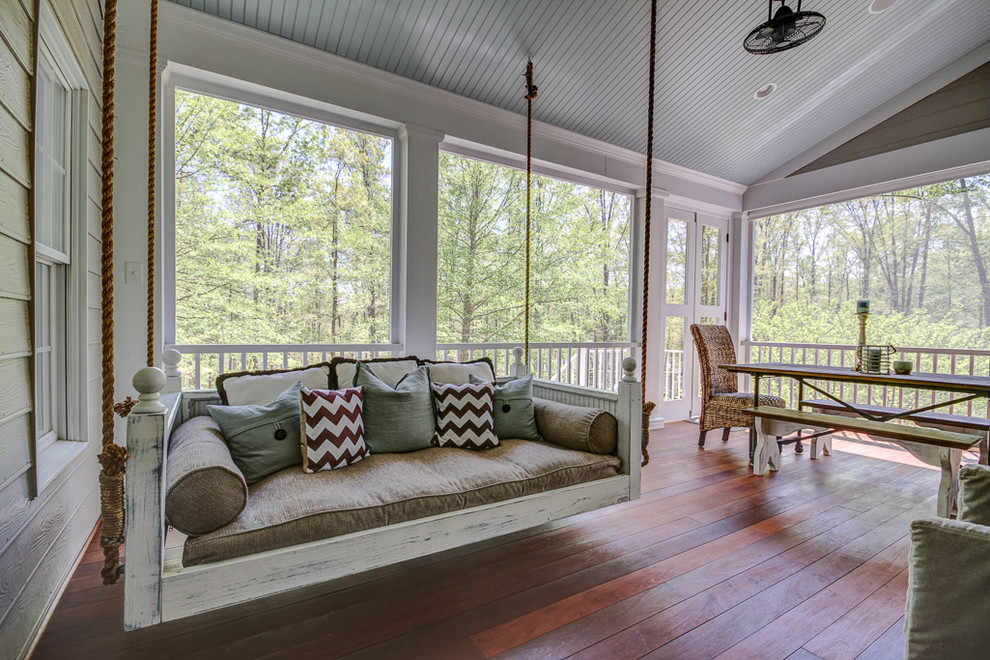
left=216, top=363, right=330, bottom=405
left=423, top=358, right=496, bottom=384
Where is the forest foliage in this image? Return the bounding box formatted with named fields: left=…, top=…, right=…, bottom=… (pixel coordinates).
left=174, top=91, right=631, bottom=347
left=753, top=177, right=990, bottom=350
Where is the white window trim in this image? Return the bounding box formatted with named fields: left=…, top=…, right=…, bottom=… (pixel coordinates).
left=162, top=64, right=403, bottom=347
left=34, top=1, right=90, bottom=494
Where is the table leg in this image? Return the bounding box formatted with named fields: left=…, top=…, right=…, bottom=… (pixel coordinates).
left=937, top=448, right=961, bottom=518
left=750, top=375, right=760, bottom=463
left=753, top=416, right=780, bottom=476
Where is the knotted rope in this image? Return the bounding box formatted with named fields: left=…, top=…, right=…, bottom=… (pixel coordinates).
left=523, top=61, right=538, bottom=367
left=147, top=0, right=158, bottom=367
left=98, top=0, right=125, bottom=586
left=641, top=0, right=658, bottom=467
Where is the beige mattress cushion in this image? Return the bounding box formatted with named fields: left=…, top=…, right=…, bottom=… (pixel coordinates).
left=183, top=439, right=620, bottom=565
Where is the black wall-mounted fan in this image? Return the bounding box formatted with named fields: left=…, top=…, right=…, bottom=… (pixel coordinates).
left=744, top=0, right=826, bottom=54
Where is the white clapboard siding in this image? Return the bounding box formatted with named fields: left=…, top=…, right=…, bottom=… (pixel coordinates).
left=0, top=104, right=30, bottom=186
left=0, top=2, right=32, bottom=73
left=0, top=413, right=32, bottom=490
left=0, top=300, right=30, bottom=357
left=0, top=359, right=31, bottom=420
left=0, top=0, right=104, bottom=657
left=0, top=171, right=30, bottom=243
left=0, top=236, right=30, bottom=300
left=0, top=38, right=31, bottom=130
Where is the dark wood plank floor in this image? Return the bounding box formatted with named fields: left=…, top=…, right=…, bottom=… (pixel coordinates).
left=32, top=422, right=941, bottom=659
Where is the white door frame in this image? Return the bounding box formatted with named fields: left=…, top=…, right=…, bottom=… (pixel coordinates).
left=658, top=208, right=729, bottom=421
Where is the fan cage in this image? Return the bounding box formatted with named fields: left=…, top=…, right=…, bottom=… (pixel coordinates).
left=743, top=4, right=826, bottom=55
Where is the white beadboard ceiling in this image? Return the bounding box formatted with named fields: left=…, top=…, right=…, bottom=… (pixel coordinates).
left=165, top=0, right=990, bottom=186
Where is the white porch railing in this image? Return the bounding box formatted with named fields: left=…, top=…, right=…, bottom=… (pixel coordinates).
left=167, top=343, right=401, bottom=390
left=746, top=341, right=990, bottom=418
left=435, top=342, right=639, bottom=392
left=664, top=349, right=685, bottom=401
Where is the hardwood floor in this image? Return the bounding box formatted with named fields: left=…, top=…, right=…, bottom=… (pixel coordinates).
left=32, top=422, right=943, bottom=659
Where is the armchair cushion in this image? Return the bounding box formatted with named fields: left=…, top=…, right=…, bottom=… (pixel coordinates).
left=956, top=464, right=990, bottom=526
left=906, top=517, right=990, bottom=659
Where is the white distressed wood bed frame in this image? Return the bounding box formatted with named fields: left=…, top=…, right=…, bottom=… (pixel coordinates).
left=122, top=359, right=642, bottom=630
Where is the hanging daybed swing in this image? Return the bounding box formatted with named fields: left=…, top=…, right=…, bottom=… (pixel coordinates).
left=103, top=0, right=657, bottom=628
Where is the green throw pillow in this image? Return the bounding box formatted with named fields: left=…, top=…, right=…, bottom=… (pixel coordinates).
left=355, top=362, right=435, bottom=453
left=471, top=374, right=542, bottom=442
left=207, top=381, right=302, bottom=484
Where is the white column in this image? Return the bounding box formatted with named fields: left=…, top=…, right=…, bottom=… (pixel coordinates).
left=114, top=3, right=157, bottom=442
left=629, top=190, right=645, bottom=346
left=396, top=125, right=443, bottom=359
left=644, top=188, right=667, bottom=427
left=727, top=211, right=753, bottom=362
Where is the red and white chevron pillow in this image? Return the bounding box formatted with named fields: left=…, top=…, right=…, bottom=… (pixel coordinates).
left=300, top=387, right=369, bottom=472
left=431, top=381, right=499, bottom=449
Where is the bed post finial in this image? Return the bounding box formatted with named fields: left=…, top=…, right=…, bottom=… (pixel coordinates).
left=622, top=357, right=638, bottom=383
left=132, top=367, right=167, bottom=413
left=162, top=348, right=182, bottom=393
left=509, top=346, right=529, bottom=379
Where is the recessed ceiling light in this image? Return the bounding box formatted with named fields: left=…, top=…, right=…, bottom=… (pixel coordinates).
left=869, top=0, right=901, bottom=13
left=754, top=83, right=777, bottom=100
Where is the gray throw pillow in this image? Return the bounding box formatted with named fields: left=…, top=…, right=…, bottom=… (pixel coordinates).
left=471, top=374, right=542, bottom=442
left=207, top=381, right=302, bottom=484
left=355, top=362, right=435, bottom=453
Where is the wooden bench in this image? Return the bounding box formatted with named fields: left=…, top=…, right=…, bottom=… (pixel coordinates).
left=801, top=397, right=990, bottom=436
left=744, top=406, right=983, bottom=517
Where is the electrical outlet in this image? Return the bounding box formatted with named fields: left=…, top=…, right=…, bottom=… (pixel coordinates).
left=125, top=261, right=143, bottom=284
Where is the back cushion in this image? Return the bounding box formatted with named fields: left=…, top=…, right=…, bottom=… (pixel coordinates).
left=422, top=358, right=496, bottom=384
left=217, top=363, right=330, bottom=406
left=330, top=356, right=419, bottom=389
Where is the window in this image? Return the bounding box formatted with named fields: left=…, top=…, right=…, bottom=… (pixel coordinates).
left=33, top=3, right=88, bottom=486
left=172, top=90, right=394, bottom=348
left=751, top=176, right=990, bottom=348
left=34, top=53, right=71, bottom=454
left=436, top=152, right=632, bottom=343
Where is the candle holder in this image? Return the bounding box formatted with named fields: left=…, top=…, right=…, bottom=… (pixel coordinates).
left=854, top=312, right=869, bottom=372
left=858, top=345, right=897, bottom=375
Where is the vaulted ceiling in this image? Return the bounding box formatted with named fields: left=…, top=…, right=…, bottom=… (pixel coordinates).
left=166, top=0, right=990, bottom=186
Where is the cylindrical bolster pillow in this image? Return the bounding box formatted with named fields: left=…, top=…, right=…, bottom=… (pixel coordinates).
left=533, top=398, right=617, bottom=454
left=166, top=416, right=248, bottom=536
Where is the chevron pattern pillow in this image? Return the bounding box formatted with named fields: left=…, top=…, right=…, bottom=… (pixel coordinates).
left=300, top=387, right=369, bottom=472
left=431, top=381, right=498, bottom=449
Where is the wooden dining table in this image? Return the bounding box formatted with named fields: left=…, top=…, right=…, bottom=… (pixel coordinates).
left=724, top=362, right=989, bottom=413
left=720, top=362, right=990, bottom=515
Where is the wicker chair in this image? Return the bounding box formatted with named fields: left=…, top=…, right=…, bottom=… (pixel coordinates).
left=689, top=324, right=788, bottom=449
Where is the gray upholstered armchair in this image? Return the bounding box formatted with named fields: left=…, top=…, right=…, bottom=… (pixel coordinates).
left=906, top=463, right=990, bottom=658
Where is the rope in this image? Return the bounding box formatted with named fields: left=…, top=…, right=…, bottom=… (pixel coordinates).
left=523, top=61, right=538, bottom=367
left=147, top=0, right=158, bottom=367
left=98, top=0, right=126, bottom=586
left=641, top=0, right=657, bottom=467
